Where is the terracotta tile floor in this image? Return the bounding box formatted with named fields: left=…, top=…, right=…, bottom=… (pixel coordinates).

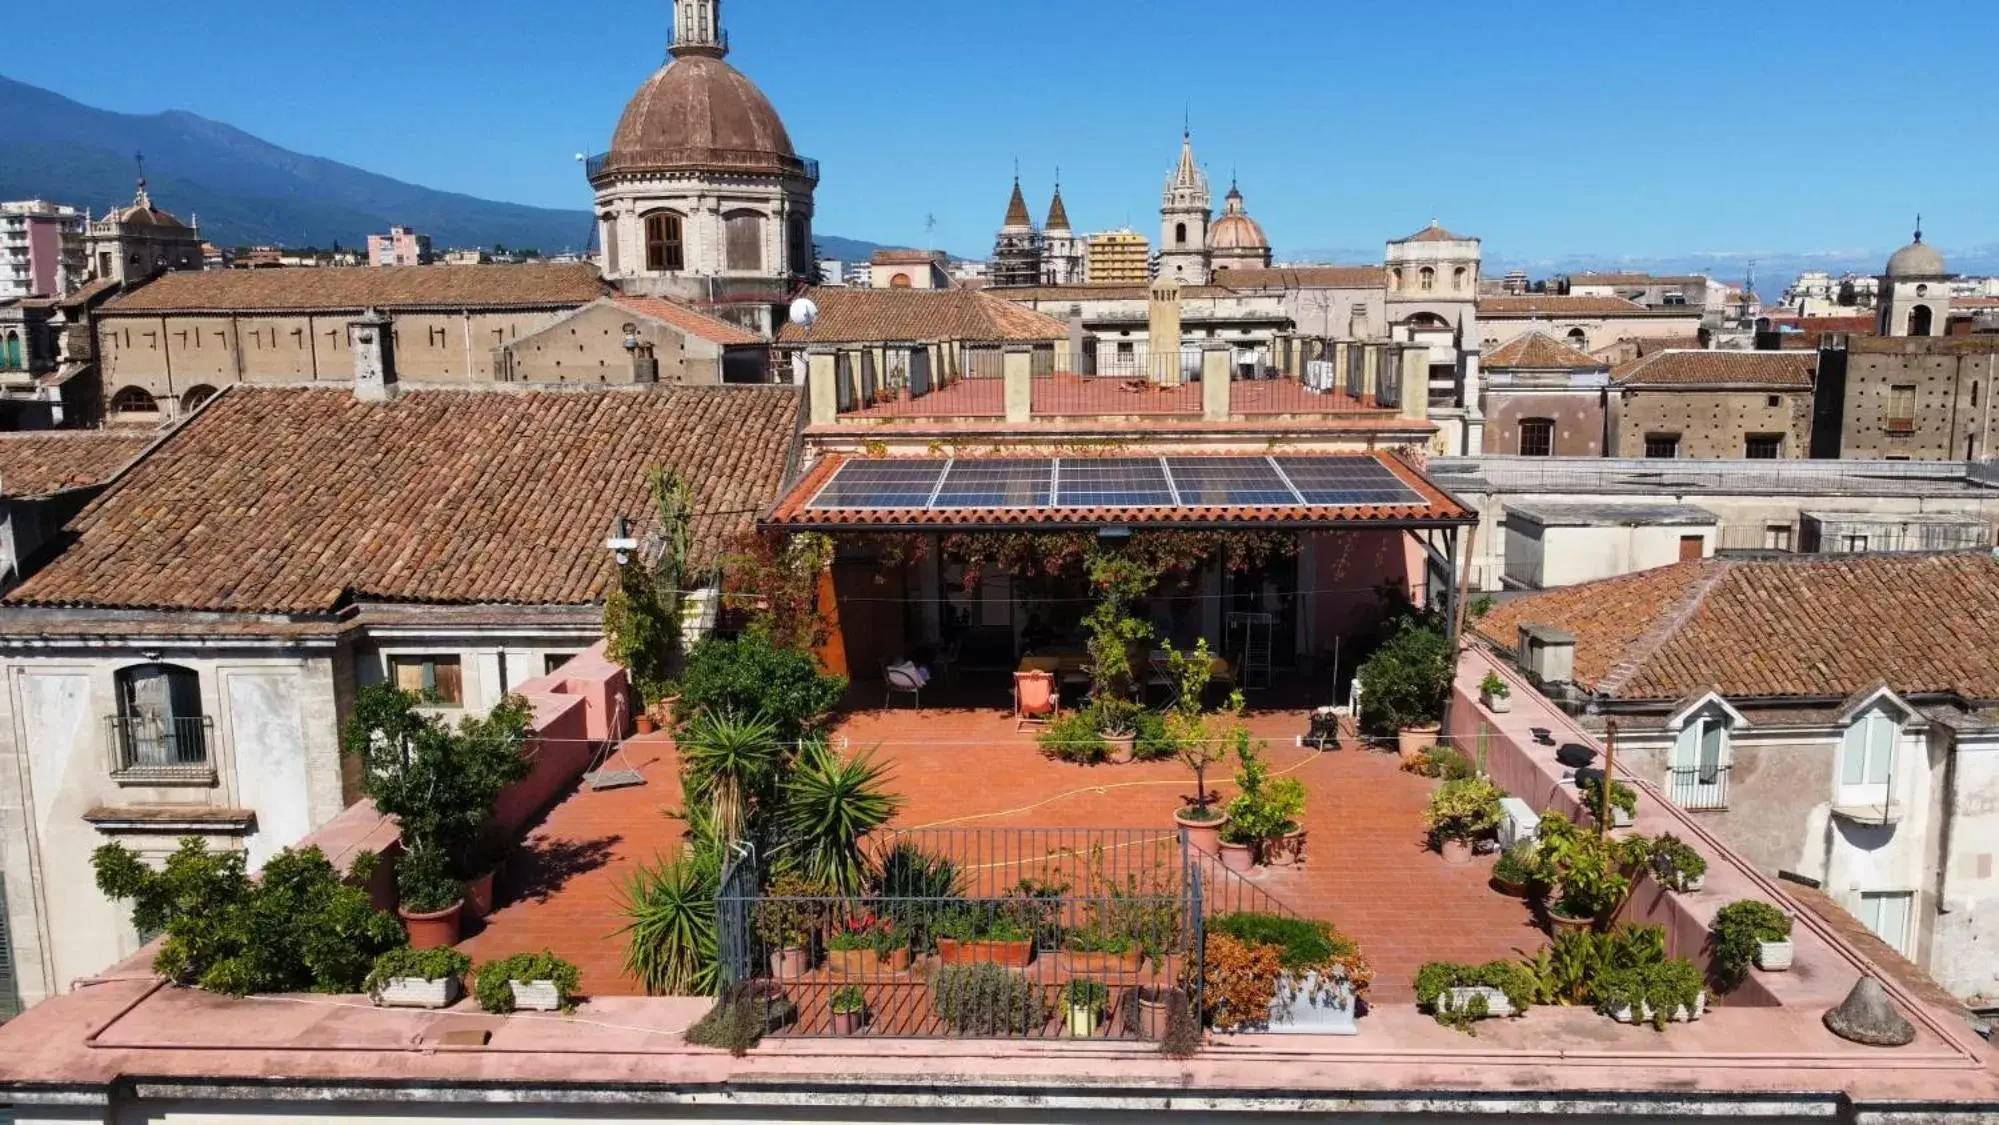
left=841, top=371, right=1389, bottom=421
left=463, top=703, right=1542, bottom=1003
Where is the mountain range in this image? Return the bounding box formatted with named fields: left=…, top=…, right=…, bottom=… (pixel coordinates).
left=0, top=74, right=888, bottom=261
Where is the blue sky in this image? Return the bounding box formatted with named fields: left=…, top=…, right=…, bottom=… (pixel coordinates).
left=9, top=0, right=1994, bottom=262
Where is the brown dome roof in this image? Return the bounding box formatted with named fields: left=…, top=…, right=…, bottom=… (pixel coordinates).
left=1210, top=213, right=1268, bottom=250
left=599, top=55, right=803, bottom=178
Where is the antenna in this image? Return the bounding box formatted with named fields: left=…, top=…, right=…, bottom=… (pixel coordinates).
left=924, top=213, right=937, bottom=255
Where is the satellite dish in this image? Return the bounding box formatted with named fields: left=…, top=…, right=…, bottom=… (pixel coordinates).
left=788, top=297, right=819, bottom=328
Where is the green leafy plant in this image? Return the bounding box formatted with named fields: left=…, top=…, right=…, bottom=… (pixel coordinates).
left=1356, top=612, right=1453, bottom=735
left=826, top=911, right=901, bottom=953
left=1647, top=834, right=1708, bottom=893
left=1222, top=731, right=1288, bottom=844
left=1207, top=912, right=1369, bottom=989
left=1061, top=978, right=1110, bottom=1015
left=1037, top=708, right=1110, bottom=764
left=829, top=983, right=867, bottom=1014
left=1131, top=710, right=1177, bottom=762
left=1710, top=899, right=1792, bottom=989
left=365, top=946, right=471, bottom=992
left=1577, top=774, right=1638, bottom=823
left=676, top=710, right=783, bottom=845
left=673, top=632, right=845, bottom=739
left=1064, top=926, right=1135, bottom=955
left=1491, top=840, right=1544, bottom=893
left=1422, top=777, right=1506, bottom=844
left=618, top=850, right=719, bottom=996
left=719, top=529, right=835, bottom=654
left=603, top=467, right=694, bottom=706
left=1478, top=671, right=1509, bottom=698
left=92, top=838, right=401, bottom=996
left=1174, top=689, right=1242, bottom=820
left=1403, top=744, right=1475, bottom=780
left=1596, top=957, right=1706, bottom=1030
left=688, top=980, right=797, bottom=1054
left=932, top=962, right=1044, bottom=1034
left=752, top=872, right=831, bottom=950
left=1081, top=548, right=1159, bottom=700
left=776, top=738, right=903, bottom=894
left=472, top=950, right=580, bottom=1014
left=1092, top=695, right=1141, bottom=740
left=1414, top=960, right=1538, bottom=1033
left=1531, top=812, right=1641, bottom=927
left=395, top=844, right=464, bottom=914
left=933, top=906, right=1035, bottom=944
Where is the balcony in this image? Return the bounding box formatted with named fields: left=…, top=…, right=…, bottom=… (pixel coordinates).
left=105, top=714, right=215, bottom=783
left=1665, top=764, right=1730, bottom=810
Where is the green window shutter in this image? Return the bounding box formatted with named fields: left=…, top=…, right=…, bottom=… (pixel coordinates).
left=0, top=872, right=21, bottom=1020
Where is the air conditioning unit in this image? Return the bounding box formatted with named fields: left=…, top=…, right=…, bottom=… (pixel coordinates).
left=1498, top=797, right=1540, bottom=850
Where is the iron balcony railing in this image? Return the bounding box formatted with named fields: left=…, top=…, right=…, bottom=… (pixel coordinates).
left=584, top=150, right=819, bottom=183
left=1666, top=764, right=1730, bottom=811
left=105, top=714, right=213, bottom=779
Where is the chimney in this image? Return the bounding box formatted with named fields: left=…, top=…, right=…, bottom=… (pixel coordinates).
left=1517, top=623, right=1575, bottom=686
left=349, top=308, right=397, bottom=402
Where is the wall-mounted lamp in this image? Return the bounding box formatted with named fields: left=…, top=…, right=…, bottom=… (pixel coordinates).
left=604, top=515, right=639, bottom=567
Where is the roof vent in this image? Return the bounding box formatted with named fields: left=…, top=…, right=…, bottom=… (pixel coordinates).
left=1518, top=623, right=1575, bottom=686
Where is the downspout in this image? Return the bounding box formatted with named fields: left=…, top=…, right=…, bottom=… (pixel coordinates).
left=1932, top=726, right=1960, bottom=959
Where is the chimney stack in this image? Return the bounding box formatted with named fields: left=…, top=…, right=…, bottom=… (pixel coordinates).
left=349, top=308, right=397, bottom=402
left=1517, top=623, right=1575, bottom=686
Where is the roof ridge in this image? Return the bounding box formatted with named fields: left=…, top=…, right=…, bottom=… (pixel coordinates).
left=1595, top=561, right=1736, bottom=695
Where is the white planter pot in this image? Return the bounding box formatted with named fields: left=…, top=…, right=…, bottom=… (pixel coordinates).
left=1438, top=985, right=1514, bottom=1019
left=1267, top=969, right=1359, bottom=1035
left=1678, top=872, right=1705, bottom=893
left=1610, top=992, right=1704, bottom=1024
left=1674, top=992, right=1708, bottom=1022
left=1481, top=691, right=1511, bottom=714
left=375, top=976, right=458, bottom=1009
left=1609, top=1001, right=1645, bottom=1024
left=1611, top=807, right=1635, bottom=828
left=510, top=979, right=564, bottom=1011
left=1755, top=939, right=1794, bottom=972
left=1066, top=1004, right=1101, bottom=1037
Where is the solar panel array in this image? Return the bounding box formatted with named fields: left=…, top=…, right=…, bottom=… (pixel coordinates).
left=807, top=456, right=1428, bottom=511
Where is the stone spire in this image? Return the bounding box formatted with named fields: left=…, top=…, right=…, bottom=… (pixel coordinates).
left=1045, top=176, right=1071, bottom=233
left=670, top=0, right=728, bottom=58
left=1165, top=129, right=1208, bottom=198
left=1002, top=177, right=1034, bottom=231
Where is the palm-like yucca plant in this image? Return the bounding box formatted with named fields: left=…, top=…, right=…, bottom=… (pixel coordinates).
left=777, top=738, right=903, bottom=895
left=677, top=711, right=782, bottom=845
left=617, top=850, right=720, bottom=996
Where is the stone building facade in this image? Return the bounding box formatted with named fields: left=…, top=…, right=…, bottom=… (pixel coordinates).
left=1157, top=131, right=1211, bottom=285
left=1812, top=336, right=1999, bottom=461
left=1608, top=350, right=1815, bottom=459
left=1479, top=331, right=1610, bottom=457
left=83, top=178, right=202, bottom=286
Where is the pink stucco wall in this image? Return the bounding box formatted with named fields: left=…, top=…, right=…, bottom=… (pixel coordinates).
left=25, top=217, right=61, bottom=297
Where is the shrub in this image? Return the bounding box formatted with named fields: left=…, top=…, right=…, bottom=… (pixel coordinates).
left=1710, top=899, right=1792, bottom=989
left=751, top=872, right=831, bottom=949
left=472, top=950, right=580, bottom=1014
left=1356, top=616, right=1453, bottom=735
left=1422, top=777, right=1506, bottom=843
left=932, top=962, right=1043, bottom=1034
left=1647, top=834, right=1708, bottom=892
left=871, top=841, right=962, bottom=940
left=1491, top=840, right=1543, bottom=891
left=829, top=984, right=867, bottom=1014
left=673, top=632, right=845, bottom=738
left=1207, top=912, right=1367, bottom=984
left=1595, top=957, right=1706, bottom=1030
left=1061, top=978, right=1110, bottom=1014
left=602, top=467, right=694, bottom=705
left=1037, top=708, right=1109, bottom=764
left=1064, top=926, right=1134, bottom=954
left=1478, top=671, right=1509, bottom=698
left=92, top=838, right=401, bottom=996
left=365, top=946, right=471, bottom=992
left=826, top=911, right=901, bottom=953
left=933, top=906, right=1035, bottom=944
left=1196, top=932, right=1285, bottom=1032
left=776, top=738, right=903, bottom=894
left=1414, top=960, right=1538, bottom=1033
left=1531, top=812, right=1639, bottom=924
left=1131, top=710, right=1177, bottom=761
left=618, top=850, right=719, bottom=996
left=1403, top=745, right=1475, bottom=780
left=687, top=980, right=797, bottom=1054
left=1577, top=774, right=1638, bottom=822
left=676, top=710, right=783, bottom=846
left=395, top=845, right=464, bottom=914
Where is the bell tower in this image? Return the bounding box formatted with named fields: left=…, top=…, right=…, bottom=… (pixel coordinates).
left=672, top=0, right=727, bottom=58
left=1157, top=130, right=1212, bottom=285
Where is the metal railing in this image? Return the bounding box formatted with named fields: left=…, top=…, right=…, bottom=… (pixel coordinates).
left=712, top=826, right=1303, bottom=1041
left=1666, top=764, right=1730, bottom=811
left=105, top=714, right=213, bottom=778
left=585, top=150, right=818, bottom=182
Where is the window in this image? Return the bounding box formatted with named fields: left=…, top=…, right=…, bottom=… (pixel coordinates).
left=1174, top=222, right=1187, bottom=247
left=391, top=655, right=464, bottom=706
left=787, top=215, right=810, bottom=275
left=1887, top=384, right=1916, bottom=432
left=598, top=214, right=619, bottom=274
left=1859, top=891, right=1914, bottom=957
left=111, top=663, right=210, bottom=776
left=1678, top=535, right=1705, bottom=561
left=1743, top=434, right=1783, bottom=459
left=643, top=212, right=684, bottom=272
left=108, top=385, right=157, bottom=414
left=1764, top=524, right=1792, bottom=551
left=1839, top=706, right=1898, bottom=810
left=179, top=385, right=217, bottom=414
left=1644, top=433, right=1680, bottom=459
left=1843, top=533, right=1869, bottom=553
left=1418, top=266, right=1435, bottom=292
left=1766, top=395, right=1780, bottom=408
left=1452, top=266, right=1467, bottom=291
left=1907, top=305, right=1933, bottom=337
left=1566, top=327, right=1587, bottom=349
left=1669, top=713, right=1731, bottom=809
left=1518, top=418, right=1554, bottom=457
left=724, top=211, right=764, bottom=272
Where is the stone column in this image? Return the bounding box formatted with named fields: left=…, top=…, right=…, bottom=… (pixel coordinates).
left=1401, top=345, right=1429, bottom=422
left=1002, top=344, right=1033, bottom=423
left=807, top=347, right=838, bottom=425
left=1148, top=277, right=1183, bottom=386
left=1361, top=342, right=1382, bottom=403
left=1201, top=344, right=1231, bottom=422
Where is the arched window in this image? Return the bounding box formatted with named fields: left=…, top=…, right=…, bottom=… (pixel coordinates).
left=1518, top=418, right=1555, bottom=457
left=1908, top=305, right=1933, bottom=336
left=109, top=385, right=157, bottom=414
left=599, top=213, right=620, bottom=275
left=889, top=272, right=912, bottom=289
left=724, top=210, right=764, bottom=272
left=643, top=212, right=684, bottom=272
left=1566, top=328, right=1588, bottom=349
left=1390, top=268, right=1402, bottom=292
left=1175, top=222, right=1187, bottom=247
left=1452, top=266, right=1468, bottom=291
left=112, top=662, right=208, bottom=771
left=180, top=385, right=217, bottom=414
left=787, top=215, right=810, bottom=275
left=1419, top=267, right=1435, bottom=291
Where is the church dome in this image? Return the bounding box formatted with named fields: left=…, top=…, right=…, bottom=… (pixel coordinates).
left=599, top=55, right=800, bottom=178
left=1884, top=230, right=1946, bottom=278
left=1209, top=183, right=1268, bottom=251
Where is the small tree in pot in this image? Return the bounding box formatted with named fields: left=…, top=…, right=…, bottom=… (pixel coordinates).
left=1422, top=777, right=1505, bottom=865
left=1357, top=612, right=1453, bottom=757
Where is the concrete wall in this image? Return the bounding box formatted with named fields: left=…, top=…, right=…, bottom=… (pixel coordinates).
left=502, top=302, right=728, bottom=386
left=1610, top=388, right=1811, bottom=459
left=1502, top=520, right=1712, bottom=589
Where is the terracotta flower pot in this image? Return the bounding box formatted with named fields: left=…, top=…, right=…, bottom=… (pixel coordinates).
left=829, top=1007, right=865, bottom=1035
left=1546, top=910, right=1597, bottom=936
left=936, top=938, right=1034, bottom=967
left=399, top=901, right=463, bottom=950
left=827, top=946, right=911, bottom=977
left=1397, top=724, right=1441, bottom=760
left=1266, top=826, right=1305, bottom=867
left=1136, top=985, right=1179, bottom=1040
left=1175, top=808, right=1226, bottom=855
left=1105, top=732, right=1136, bottom=760
left=1218, top=840, right=1256, bottom=873
left=1441, top=838, right=1474, bottom=866
left=770, top=945, right=809, bottom=978
left=634, top=714, right=657, bottom=735
left=461, top=869, right=497, bottom=921
left=1054, top=948, right=1145, bottom=977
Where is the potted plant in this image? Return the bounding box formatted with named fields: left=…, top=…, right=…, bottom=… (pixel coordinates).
left=1172, top=700, right=1233, bottom=852
left=931, top=962, right=1044, bottom=1035
left=828, top=983, right=867, bottom=1035
left=1038, top=708, right=1110, bottom=765
left=1207, top=912, right=1372, bottom=1035
left=474, top=949, right=580, bottom=1013
left=753, top=874, right=828, bottom=978
left=934, top=907, right=1036, bottom=967
left=1216, top=821, right=1259, bottom=872
left=396, top=845, right=466, bottom=950
left=1597, top=958, right=1707, bottom=1029
left=1422, top=777, right=1505, bottom=865
left=1489, top=840, right=1542, bottom=898
left=1712, top=899, right=1794, bottom=982
left=826, top=911, right=910, bottom=977
left=457, top=826, right=508, bottom=922
left=366, top=946, right=471, bottom=1009
left=1479, top=672, right=1512, bottom=714
left=1416, top=960, right=1535, bottom=1032
left=1261, top=777, right=1308, bottom=867
left=1530, top=813, right=1639, bottom=933
left=1093, top=697, right=1140, bottom=760
left=1647, top=834, right=1707, bottom=893
left=1221, top=732, right=1283, bottom=868
left=1578, top=774, right=1638, bottom=828
left=1062, top=978, right=1111, bottom=1036
left=1355, top=614, right=1452, bottom=758
left=1056, top=926, right=1143, bottom=976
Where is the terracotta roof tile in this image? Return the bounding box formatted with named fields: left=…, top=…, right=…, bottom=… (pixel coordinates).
left=1399, top=223, right=1473, bottom=243
left=1214, top=266, right=1387, bottom=290
left=1610, top=350, right=1815, bottom=388
left=102, top=263, right=606, bottom=314
left=775, top=287, right=1068, bottom=345
left=1635, top=335, right=1704, bottom=357
left=1478, top=296, right=1653, bottom=316
left=1483, top=331, right=1606, bottom=370
left=0, top=432, right=154, bottom=497
left=7, top=385, right=800, bottom=614
left=1476, top=555, right=1999, bottom=701
left=609, top=294, right=764, bottom=346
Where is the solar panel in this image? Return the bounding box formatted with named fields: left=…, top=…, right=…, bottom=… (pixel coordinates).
left=1165, top=457, right=1301, bottom=506
left=1055, top=458, right=1174, bottom=508
left=807, top=459, right=947, bottom=509
left=1274, top=456, right=1426, bottom=506
left=933, top=459, right=1052, bottom=508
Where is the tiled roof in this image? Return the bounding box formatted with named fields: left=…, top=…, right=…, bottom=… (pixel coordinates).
left=1398, top=222, right=1472, bottom=243
left=1635, top=335, right=1704, bottom=356
left=1475, top=554, right=1999, bottom=702
left=0, top=432, right=154, bottom=497
left=1214, top=266, right=1387, bottom=290
left=609, top=294, right=764, bottom=346
left=7, top=385, right=800, bottom=614
left=765, top=451, right=1470, bottom=530
left=102, top=263, right=606, bottom=314
left=1610, top=350, right=1815, bottom=388
left=1478, top=296, right=1654, bottom=316
left=1482, top=331, right=1605, bottom=370
left=775, top=287, right=1068, bottom=344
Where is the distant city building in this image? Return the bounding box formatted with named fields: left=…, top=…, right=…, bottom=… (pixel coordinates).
left=0, top=200, right=86, bottom=299
left=869, top=248, right=948, bottom=289
left=368, top=225, right=434, bottom=267
left=987, top=178, right=1042, bottom=288
left=844, top=261, right=871, bottom=288
left=443, top=248, right=493, bottom=266
left=948, top=258, right=988, bottom=288
left=1500, top=269, right=1530, bottom=295
left=1084, top=228, right=1150, bottom=285
left=200, top=242, right=228, bottom=271
left=1783, top=270, right=1879, bottom=316
left=232, top=246, right=284, bottom=269
left=814, top=258, right=848, bottom=285
left=83, top=176, right=201, bottom=285
left=1564, top=271, right=1719, bottom=317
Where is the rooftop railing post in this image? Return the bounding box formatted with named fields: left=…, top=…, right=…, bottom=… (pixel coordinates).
left=1002, top=344, right=1033, bottom=423
left=1201, top=343, right=1231, bottom=422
